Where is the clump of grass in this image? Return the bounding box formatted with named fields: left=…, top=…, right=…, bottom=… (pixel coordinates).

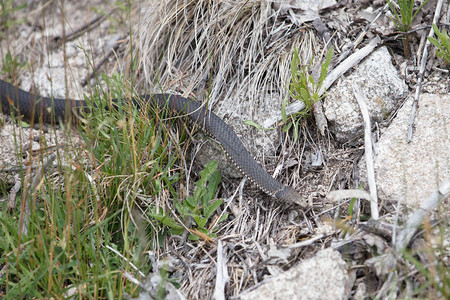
left=1, top=52, right=27, bottom=79
left=0, top=1, right=200, bottom=298
left=0, top=0, right=27, bottom=36
left=282, top=46, right=333, bottom=141
left=0, top=76, right=156, bottom=298
left=80, top=74, right=183, bottom=206
left=134, top=0, right=315, bottom=108
left=385, top=0, right=430, bottom=58
left=385, top=0, right=429, bottom=32
left=0, top=71, right=228, bottom=297
left=428, top=24, right=450, bottom=64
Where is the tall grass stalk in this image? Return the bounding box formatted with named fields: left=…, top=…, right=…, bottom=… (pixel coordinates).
left=385, top=0, right=430, bottom=58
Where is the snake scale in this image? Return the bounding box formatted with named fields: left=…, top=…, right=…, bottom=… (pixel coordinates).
left=0, top=79, right=306, bottom=207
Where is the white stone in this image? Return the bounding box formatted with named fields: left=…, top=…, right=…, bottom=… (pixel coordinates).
left=361, top=94, right=450, bottom=207
left=237, top=248, right=349, bottom=300
left=324, top=47, right=408, bottom=143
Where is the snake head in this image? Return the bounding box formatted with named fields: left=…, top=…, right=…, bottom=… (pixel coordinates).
left=275, top=186, right=308, bottom=208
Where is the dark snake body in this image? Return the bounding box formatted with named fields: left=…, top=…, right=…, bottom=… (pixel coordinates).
left=0, top=80, right=305, bottom=207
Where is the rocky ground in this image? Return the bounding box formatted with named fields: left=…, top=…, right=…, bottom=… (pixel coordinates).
left=0, top=0, right=449, bottom=299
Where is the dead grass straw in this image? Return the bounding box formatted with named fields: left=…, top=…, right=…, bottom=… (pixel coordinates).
left=133, top=0, right=316, bottom=108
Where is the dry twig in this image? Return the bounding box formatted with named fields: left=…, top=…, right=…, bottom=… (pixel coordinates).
left=8, top=174, right=22, bottom=211
left=213, top=240, right=229, bottom=300
left=20, top=153, right=56, bottom=237
left=394, top=180, right=449, bottom=252
left=407, top=0, right=445, bottom=142
left=352, top=82, right=379, bottom=220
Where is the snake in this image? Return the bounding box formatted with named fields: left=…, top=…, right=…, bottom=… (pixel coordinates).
left=0, top=79, right=306, bottom=207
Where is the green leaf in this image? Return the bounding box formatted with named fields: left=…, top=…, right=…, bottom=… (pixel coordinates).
left=290, top=48, right=300, bottom=78
left=348, top=197, right=356, bottom=216
left=185, top=196, right=197, bottom=208
left=282, top=121, right=291, bottom=132
left=204, top=199, right=223, bottom=220
left=17, top=120, right=31, bottom=128
left=243, top=120, right=274, bottom=130
left=196, top=160, right=218, bottom=188
left=193, top=214, right=207, bottom=228
left=203, top=169, right=221, bottom=205
left=149, top=207, right=182, bottom=230
left=428, top=37, right=442, bottom=50
left=300, top=70, right=308, bottom=87
left=169, top=227, right=184, bottom=236
left=428, top=24, right=450, bottom=63
left=293, top=120, right=299, bottom=142
left=318, top=46, right=333, bottom=88
left=299, top=87, right=310, bottom=103
left=193, top=188, right=205, bottom=205
left=217, top=213, right=229, bottom=224
left=281, top=95, right=288, bottom=124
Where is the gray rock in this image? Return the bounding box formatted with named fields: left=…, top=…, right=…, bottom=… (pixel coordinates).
left=235, top=248, right=349, bottom=300
left=361, top=93, right=450, bottom=208
left=324, top=46, right=408, bottom=143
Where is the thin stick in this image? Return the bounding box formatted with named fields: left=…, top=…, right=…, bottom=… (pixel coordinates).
left=407, top=0, right=445, bottom=142
left=352, top=82, right=379, bottom=220
left=81, top=35, right=126, bottom=86
left=8, top=174, right=22, bottom=211
left=287, top=234, right=324, bottom=249
left=50, top=11, right=111, bottom=49
left=213, top=240, right=229, bottom=300
left=353, top=3, right=390, bottom=49
left=394, top=180, right=449, bottom=252
left=20, top=153, right=56, bottom=237
left=327, top=189, right=372, bottom=203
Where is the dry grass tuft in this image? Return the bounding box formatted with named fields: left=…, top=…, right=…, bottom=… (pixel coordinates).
left=133, top=0, right=318, bottom=107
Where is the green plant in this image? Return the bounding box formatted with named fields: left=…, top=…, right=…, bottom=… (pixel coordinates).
left=385, top=0, right=429, bottom=32
left=0, top=0, right=27, bottom=35
left=0, top=73, right=189, bottom=298
left=385, top=0, right=429, bottom=57
left=402, top=218, right=449, bottom=299
left=346, top=183, right=369, bottom=219
left=428, top=24, right=450, bottom=63
left=283, top=46, right=333, bottom=141
left=1, top=52, right=27, bottom=78
left=0, top=1, right=203, bottom=297
left=150, top=160, right=227, bottom=241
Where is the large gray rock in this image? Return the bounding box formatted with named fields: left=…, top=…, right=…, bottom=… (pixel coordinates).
left=235, top=248, right=349, bottom=300
left=362, top=93, right=450, bottom=207
left=324, top=46, right=408, bottom=143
